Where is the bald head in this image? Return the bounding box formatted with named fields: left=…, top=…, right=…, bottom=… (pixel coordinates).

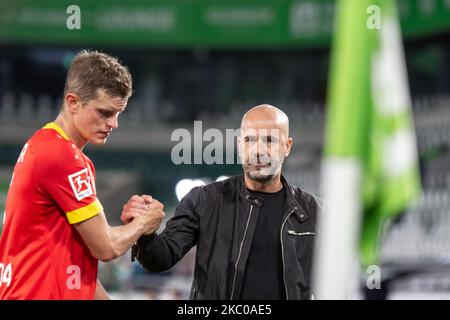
left=241, top=104, right=289, bottom=138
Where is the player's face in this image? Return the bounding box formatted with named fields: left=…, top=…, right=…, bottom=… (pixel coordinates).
left=75, top=90, right=128, bottom=145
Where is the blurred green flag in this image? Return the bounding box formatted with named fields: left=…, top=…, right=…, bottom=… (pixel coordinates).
left=324, top=0, right=421, bottom=267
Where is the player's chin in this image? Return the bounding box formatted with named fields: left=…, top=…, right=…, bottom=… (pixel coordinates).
left=90, top=137, right=108, bottom=145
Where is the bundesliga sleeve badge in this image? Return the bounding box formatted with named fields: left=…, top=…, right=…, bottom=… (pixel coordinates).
left=68, top=168, right=94, bottom=201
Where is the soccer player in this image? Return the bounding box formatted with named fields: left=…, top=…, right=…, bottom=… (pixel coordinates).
left=0, top=50, right=165, bottom=300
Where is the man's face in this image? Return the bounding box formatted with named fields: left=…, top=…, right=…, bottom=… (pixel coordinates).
left=239, top=124, right=291, bottom=183
left=72, top=90, right=128, bottom=145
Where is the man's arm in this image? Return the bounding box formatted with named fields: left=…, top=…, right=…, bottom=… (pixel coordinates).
left=128, top=188, right=201, bottom=272
left=74, top=196, right=165, bottom=262
left=95, top=279, right=110, bottom=300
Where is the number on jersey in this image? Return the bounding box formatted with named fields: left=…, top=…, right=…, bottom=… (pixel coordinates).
left=17, top=143, right=29, bottom=163
left=0, top=263, right=12, bottom=287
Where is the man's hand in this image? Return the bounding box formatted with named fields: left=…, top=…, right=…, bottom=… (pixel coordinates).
left=136, top=199, right=165, bottom=235
left=120, top=195, right=152, bottom=224
left=120, top=194, right=165, bottom=235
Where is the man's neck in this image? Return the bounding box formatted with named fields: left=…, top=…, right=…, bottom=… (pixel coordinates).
left=244, top=173, right=283, bottom=193
left=53, top=114, right=86, bottom=150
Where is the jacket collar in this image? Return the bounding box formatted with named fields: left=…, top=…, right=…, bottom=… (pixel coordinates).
left=238, top=174, right=308, bottom=222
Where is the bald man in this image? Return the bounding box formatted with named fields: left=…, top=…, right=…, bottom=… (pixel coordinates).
left=127, top=105, right=320, bottom=300
left=239, top=104, right=292, bottom=192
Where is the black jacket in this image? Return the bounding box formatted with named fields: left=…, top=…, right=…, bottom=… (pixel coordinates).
left=132, top=175, right=320, bottom=300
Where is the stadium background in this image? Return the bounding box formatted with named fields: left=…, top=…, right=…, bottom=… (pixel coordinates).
left=0, top=0, right=449, bottom=299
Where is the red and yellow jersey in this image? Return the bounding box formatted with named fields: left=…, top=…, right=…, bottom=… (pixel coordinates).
left=0, top=122, right=102, bottom=300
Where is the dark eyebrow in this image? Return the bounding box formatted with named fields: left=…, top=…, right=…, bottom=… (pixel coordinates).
left=97, top=108, right=116, bottom=116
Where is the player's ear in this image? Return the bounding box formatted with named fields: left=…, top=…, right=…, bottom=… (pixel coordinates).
left=65, top=93, right=81, bottom=114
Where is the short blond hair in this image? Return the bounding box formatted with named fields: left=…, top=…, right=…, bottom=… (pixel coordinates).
left=63, top=50, right=132, bottom=104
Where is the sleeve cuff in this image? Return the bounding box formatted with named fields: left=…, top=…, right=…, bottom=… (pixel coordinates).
left=131, top=234, right=155, bottom=262
left=66, top=199, right=103, bottom=224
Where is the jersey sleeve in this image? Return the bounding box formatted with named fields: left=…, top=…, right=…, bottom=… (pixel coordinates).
left=36, top=138, right=103, bottom=224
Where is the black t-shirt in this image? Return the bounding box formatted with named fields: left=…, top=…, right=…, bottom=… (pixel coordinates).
left=240, top=187, right=286, bottom=300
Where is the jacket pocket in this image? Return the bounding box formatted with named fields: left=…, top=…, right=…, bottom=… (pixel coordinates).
left=288, top=230, right=315, bottom=263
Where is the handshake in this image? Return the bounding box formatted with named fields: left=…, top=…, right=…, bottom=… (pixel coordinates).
left=120, top=195, right=165, bottom=235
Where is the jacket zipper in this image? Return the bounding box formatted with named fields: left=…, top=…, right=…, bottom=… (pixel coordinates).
left=280, top=210, right=294, bottom=300
left=287, top=230, right=315, bottom=236
left=230, top=204, right=253, bottom=300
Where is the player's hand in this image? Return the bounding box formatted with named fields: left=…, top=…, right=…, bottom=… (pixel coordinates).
left=141, top=194, right=153, bottom=205
left=136, top=199, right=165, bottom=235
left=120, top=195, right=151, bottom=224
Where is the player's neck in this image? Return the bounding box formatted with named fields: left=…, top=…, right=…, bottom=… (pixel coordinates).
left=244, top=172, right=283, bottom=193
left=53, top=114, right=87, bottom=150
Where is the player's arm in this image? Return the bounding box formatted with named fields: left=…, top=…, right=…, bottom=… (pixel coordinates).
left=95, top=279, right=110, bottom=300
left=73, top=196, right=165, bottom=262
left=35, top=145, right=165, bottom=261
